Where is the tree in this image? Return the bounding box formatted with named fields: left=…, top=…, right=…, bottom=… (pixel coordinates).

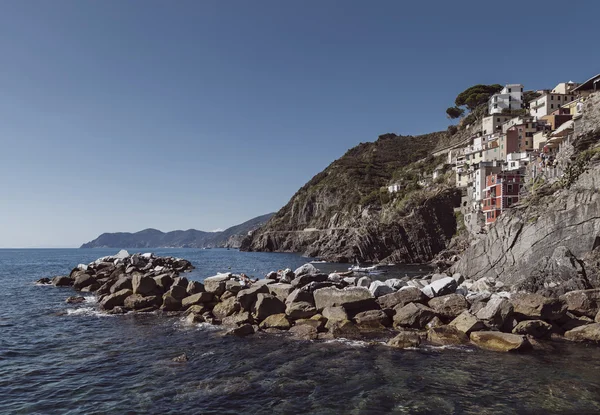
left=454, top=84, right=503, bottom=111
left=446, top=106, right=464, bottom=119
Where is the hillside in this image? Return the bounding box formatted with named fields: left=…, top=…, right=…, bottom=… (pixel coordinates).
left=80, top=213, right=274, bottom=249
left=241, top=131, right=463, bottom=263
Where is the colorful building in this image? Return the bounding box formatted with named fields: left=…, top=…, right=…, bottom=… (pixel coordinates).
left=482, top=169, right=525, bottom=225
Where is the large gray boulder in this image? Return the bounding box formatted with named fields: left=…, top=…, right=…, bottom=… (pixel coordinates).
left=73, top=273, right=95, bottom=290
left=181, top=292, right=214, bottom=308
left=427, top=325, right=469, bottom=346
left=168, top=285, right=188, bottom=301
left=357, top=276, right=372, bottom=288
left=124, top=294, right=160, bottom=310
left=253, top=293, right=286, bottom=321
left=285, top=301, right=317, bottom=320
left=100, top=289, right=133, bottom=310
left=268, top=283, right=294, bottom=302
left=428, top=294, right=469, bottom=320
left=384, top=279, right=407, bottom=290
left=313, top=287, right=376, bottom=313
left=153, top=274, right=173, bottom=292
left=237, top=284, right=270, bottom=310
left=322, top=306, right=348, bottom=323
left=387, top=331, right=421, bottom=349
left=291, top=273, right=328, bottom=289
left=510, top=293, right=567, bottom=321
left=110, top=276, right=133, bottom=294
left=448, top=311, right=486, bottom=335
left=212, top=297, right=241, bottom=320
left=564, top=323, right=600, bottom=342
left=421, top=277, right=457, bottom=298
left=560, top=289, right=600, bottom=318
left=186, top=280, right=204, bottom=295
left=476, top=296, right=514, bottom=328
left=259, top=314, right=291, bottom=330
left=203, top=274, right=231, bottom=296
left=368, top=281, right=394, bottom=297
left=393, top=303, right=437, bottom=329
left=377, top=286, right=427, bottom=310
left=294, top=264, right=319, bottom=278
left=52, top=275, right=73, bottom=287
left=353, top=309, right=391, bottom=329
left=132, top=274, right=158, bottom=296
left=512, top=320, right=553, bottom=338
left=470, top=331, right=531, bottom=352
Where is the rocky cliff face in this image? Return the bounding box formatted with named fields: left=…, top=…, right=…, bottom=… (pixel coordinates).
left=452, top=92, right=600, bottom=293
left=242, top=131, right=462, bottom=263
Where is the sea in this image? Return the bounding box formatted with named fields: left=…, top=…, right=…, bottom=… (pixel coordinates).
left=1, top=248, right=600, bottom=414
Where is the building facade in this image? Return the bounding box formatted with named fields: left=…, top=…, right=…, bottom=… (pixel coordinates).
left=482, top=115, right=512, bottom=135
left=482, top=169, right=524, bottom=225
left=529, top=92, right=576, bottom=118
left=488, top=84, right=524, bottom=115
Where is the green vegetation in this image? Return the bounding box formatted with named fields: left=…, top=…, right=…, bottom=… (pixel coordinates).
left=446, top=84, right=502, bottom=128
left=446, top=107, right=464, bottom=119
left=523, top=90, right=542, bottom=104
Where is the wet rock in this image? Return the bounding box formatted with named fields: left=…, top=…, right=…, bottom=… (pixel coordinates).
left=449, top=311, right=486, bottom=335
left=187, top=280, right=204, bottom=295
left=65, top=296, right=85, bottom=304
left=185, top=313, right=205, bottom=324
left=172, top=276, right=189, bottom=288
left=227, top=323, right=255, bottom=337
left=564, top=323, right=600, bottom=343
left=52, top=275, right=72, bottom=287
left=285, top=301, right=317, bottom=320
left=259, top=313, right=291, bottom=330
left=353, top=309, right=391, bottom=328
left=222, top=311, right=252, bottom=327
left=35, top=277, right=51, bottom=285
left=327, top=319, right=362, bottom=339
left=110, top=276, right=133, bottom=294
left=107, top=306, right=126, bottom=315
left=169, top=285, right=189, bottom=301
left=184, top=304, right=209, bottom=316
left=225, top=280, right=242, bottom=294
left=124, top=294, right=160, bottom=310
left=237, top=284, right=270, bottom=310
left=172, top=353, right=188, bottom=362
left=427, top=325, right=469, bottom=346
left=268, top=283, right=294, bottom=302
left=512, top=320, right=553, bottom=338
left=559, top=312, right=595, bottom=331
left=511, top=293, right=567, bottom=321
left=313, top=287, right=375, bottom=313
left=377, top=287, right=427, bottom=310
left=289, top=324, right=318, bottom=340
left=100, top=289, right=133, bottom=310
left=393, top=303, right=437, bottom=329
left=476, top=296, right=513, bottom=328
left=471, top=277, right=494, bottom=293
left=212, top=297, right=241, bottom=320
left=294, top=263, right=319, bottom=278
left=266, top=271, right=278, bottom=280
left=161, top=292, right=182, bottom=311
left=428, top=294, right=468, bottom=320
left=369, top=281, right=394, bottom=297
left=80, top=283, right=100, bottom=293
left=203, top=274, right=231, bottom=296
left=296, top=316, right=326, bottom=332
left=132, top=274, right=158, bottom=296
left=357, top=276, right=372, bottom=288
left=322, top=306, right=348, bottom=323
left=253, top=294, right=286, bottom=321
left=384, top=279, right=407, bottom=291
left=560, top=289, right=600, bottom=318
left=421, top=277, right=457, bottom=298
left=181, top=292, right=214, bottom=309
left=470, top=331, right=531, bottom=352
left=73, top=273, right=95, bottom=290
left=291, top=273, right=328, bottom=289
left=387, top=331, right=421, bottom=349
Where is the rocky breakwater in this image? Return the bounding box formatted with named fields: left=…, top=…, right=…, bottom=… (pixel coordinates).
left=41, top=253, right=600, bottom=351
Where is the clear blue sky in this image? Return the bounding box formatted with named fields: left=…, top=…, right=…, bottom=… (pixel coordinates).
left=1, top=0, right=599, bottom=248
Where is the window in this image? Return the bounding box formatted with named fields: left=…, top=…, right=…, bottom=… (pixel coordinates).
left=551, top=95, right=554, bottom=100
left=525, top=141, right=529, bottom=146
left=494, top=104, right=498, bottom=108
left=497, top=118, right=500, bottom=122
left=508, top=88, right=512, bottom=93
left=521, top=87, right=523, bottom=92
left=551, top=104, right=554, bottom=109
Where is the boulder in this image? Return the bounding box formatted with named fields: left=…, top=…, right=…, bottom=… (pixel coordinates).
left=470, top=331, right=531, bottom=352
left=387, top=331, right=421, bottom=349
left=294, top=263, right=319, bottom=278
left=313, top=287, right=375, bottom=313
left=65, top=296, right=85, bottom=304
left=357, top=276, right=372, bottom=288
left=73, top=273, right=95, bottom=290
left=427, top=325, right=469, bottom=346
left=181, top=292, right=214, bottom=308
left=471, top=277, right=494, bottom=293
left=266, top=271, right=278, bottom=280
left=225, top=280, right=242, bottom=294
left=35, top=277, right=51, bottom=285
left=393, top=303, right=437, bottom=329
left=52, top=275, right=72, bottom=287
left=421, top=277, right=457, bottom=298
left=184, top=304, right=210, bottom=316
left=237, top=284, right=270, bottom=310
left=377, top=287, right=427, bottom=310
left=476, top=296, right=513, bottom=328
left=132, top=274, right=158, bottom=296
left=510, top=293, right=567, bottom=321
left=285, top=301, right=317, bottom=320
left=124, top=294, right=160, bottom=310
left=114, top=249, right=130, bottom=260
left=259, top=313, right=291, bottom=330
left=512, top=320, right=553, bottom=338
left=596, top=310, right=600, bottom=324
left=221, top=311, right=252, bottom=327
left=559, top=312, right=595, bottom=331
left=296, top=315, right=326, bottom=332
left=279, top=269, right=295, bottom=283
left=426, top=316, right=444, bottom=329
left=291, top=273, right=328, bottom=289
left=253, top=294, right=286, bottom=321
left=185, top=313, right=205, bottom=324
left=289, top=324, right=318, bottom=340
left=368, top=281, right=394, bottom=297
left=80, top=283, right=100, bottom=293
left=110, top=276, right=133, bottom=294
left=452, top=273, right=465, bottom=285
left=212, top=297, right=241, bottom=319
left=161, top=292, right=182, bottom=311
left=564, top=323, right=600, bottom=343
left=466, top=290, right=492, bottom=304
left=327, top=319, right=362, bottom=339
left=100, top=289, right=133, bottom=310
left=328, top=273, right=343, bottom=283
left=353, top=309, right=391, bottom=328
left=322, top=306, right=348, bottom=323
left=560, top=289, right=600, bottom=318
left=431, top=273, right=448, bottom=283
left=384, top=279, right=407, bottom=291
left=226, top=323, right=255, bottom=337
left=343, top=277, right=357, bottom=286
left=187, top=280, right=204, bottom=295
left=203, top=274, right=231, bottom=296
left=448, top=311, right=486, bottom=335
left=268, top=283, right=294, bottom=302
left=169, top=285, right=189, bottom=301
left=427, top=294, right=468, bottom=320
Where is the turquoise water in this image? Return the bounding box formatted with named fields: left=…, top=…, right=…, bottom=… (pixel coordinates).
left=1, top=248, right=600, bottom=414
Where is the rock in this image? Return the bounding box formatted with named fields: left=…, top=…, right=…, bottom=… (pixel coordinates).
left=476, top=296, right=513, bottom=328
left=343, top=277, right=357, bottom=286
left=430, top=273, right=448, bottom=283
left=35, top=277, right=51, bottom=285
left=466, top=290, right=492, bottom=304
left=172, top=276, right=189, bottom=288
left=252, top=279, right=277, bottom=288
left=221, top=311, right=252, bottom=327
left=285, top=301, right=317, bottom=320
left=181, top=292, right=214, bottom=308
left=353, top=309, right=391, bottom=328
left=596, top=310, right=600, bottom=324
left=452, top=273, right=465, bottom=285
left=284, top=288, right=315, bottom=305
left=426, top=316, right=444, bottom=329
left=560, top=289, right=600, bottom=318
left=559, top=312, right=594, bottom=331
left=185, top=313, right=205, bottom=324
left=279, top=269, right=295, bottom=283
left=212, top=297, right=240, bottom=319
left=184, top=304, right=210, bottom=316
left=368, top=281, right=394, bottom=297
left=110, top=276, right=133, bottom=294
left=161, top=292, right=182, bottom=311
left=510, top=293, right=567, bottom=321
left=259, top=313, right=291, bottom=330
left=393, top=303, right=437, bottom=329
left=114, top=249, right=130, bottom=260
left=52, top=275, right=72, bottom=287
left=377, top=287, right=427, bottom=310
left=268, top=283, right=294, bottom=302
left=168, top=285, right=189, bottom=301
left=187, top=280, right=204, bottom=295
left=291, top=273, right=328, bottom=289
left=203, top=274, right=231, bottom=296
left=471, top=277, right=494, bottom=293
left=421, top=277, right=457, bottom=298
left=357, top=276, right=372, bottom=287
left=328, top=273, right=343, bottom=283
left=470, top=331, right=531, bottom=352
left=327, top=319, right=362, bottom=339
left=253, top=294, right=286, bottom=321
left=322, top=306, right=348, bottom=323
left=512, top=320, right=553, bottom=338
left=132, top=274, right=158, bottom=296
left=100, top=289, right=133, bottom=310
left=80, top=283, right=100, bottom=293
left=124, top=294, right=160, bottom=310
left=237, top=284, right=270, bottom=310
left=226, top=323, right=255, bottom=337
left=65, top=296, right=85, bottom=304
left=449, top=311, right=486, bottom=335
left=266, top=271, right=278, bottom=280
left=384, top=279, right=407, bottom=290
left=296, top=315, right=326, bottom=331
left=387, top=331, right=421, bottom=349
left=427, top=294, right=468, bottom=320
left=427, top=325, right=469, bottom=345
left=289, top=324, right=318, bottom=340
left=73, top=273, right=95, bottom=290
left=564, top=323, right=600, bottom=343
left=313, top=287, right=375, bottom=313
left=153, top=274, right=173, bottom=291
left=294, top=263, right=319, bottom=277
left=225, top=280, right=242, bottom=294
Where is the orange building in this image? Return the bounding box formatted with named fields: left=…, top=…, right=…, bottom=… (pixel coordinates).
left=482, top=169, right=525, bottom=225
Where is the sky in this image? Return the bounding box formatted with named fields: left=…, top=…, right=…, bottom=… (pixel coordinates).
left=1, top=0, right=599, bottom=248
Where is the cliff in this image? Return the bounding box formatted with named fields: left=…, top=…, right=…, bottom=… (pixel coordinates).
left=241, top=131, right=463, bottom=263
left=80, top=213, right=274, bottom=249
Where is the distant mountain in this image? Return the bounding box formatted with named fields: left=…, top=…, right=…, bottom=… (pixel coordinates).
left=80, top=213, right=275, bottom=249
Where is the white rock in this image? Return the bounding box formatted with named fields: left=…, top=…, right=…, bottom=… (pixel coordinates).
left=77, top=264, right=88, bottom=271
left=421, top=277, right=458, bottom=298
left=369, top=280, right=394, bottom=297
left=357, top=276, right=372, bottom=288
left=452, top=273, right=465, bottom=285
left=430, top=273, right=448, bottom=283
left=114, top=249, right=130, bottom=260
left=141, top=253, right=153, bottom=259
left=294, top=264, right=319, bottom=277
left=471, top=277, right=493, bottom=292
left=466, top=290, right=492, bottom=303
left=343, top=277, right=357, bottom=286
left=384, top=278, right=407, bottom=291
